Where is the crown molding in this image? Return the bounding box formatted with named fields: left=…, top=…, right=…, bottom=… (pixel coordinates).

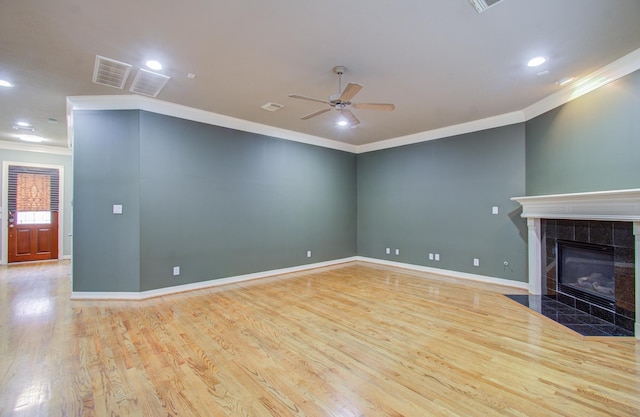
left=0, top=139, right=71, bottom=156
left=66, top=47, right=640, bottom=155
left=66, top=95, right=357, bottom=153
left=522, top=47, right=640, bottom=121
left=356, top=111, right=525, bottom=154
left=358, top=47, right=640, bottom=154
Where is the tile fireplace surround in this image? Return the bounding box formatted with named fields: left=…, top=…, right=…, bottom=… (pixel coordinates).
left=512, top=189, right=640, bottom=339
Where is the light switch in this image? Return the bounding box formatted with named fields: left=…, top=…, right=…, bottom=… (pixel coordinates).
left=113, top=204, right=123, bottom=215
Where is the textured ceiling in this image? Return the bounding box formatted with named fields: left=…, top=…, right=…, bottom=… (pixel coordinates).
left=1, top=0, right=640, bottom=149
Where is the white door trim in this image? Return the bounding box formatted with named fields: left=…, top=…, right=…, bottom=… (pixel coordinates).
left=1, top=161, right=65, bottom=265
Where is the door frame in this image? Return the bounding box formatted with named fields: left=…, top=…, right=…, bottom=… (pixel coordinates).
left=1, top=161, right=65, bottom=265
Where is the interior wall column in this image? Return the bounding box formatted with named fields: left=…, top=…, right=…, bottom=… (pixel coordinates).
left=527, top=217, right=542, bottom=295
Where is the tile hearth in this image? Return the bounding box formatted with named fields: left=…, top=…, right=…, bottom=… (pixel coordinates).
left=506, top=294, right=634, bottom=337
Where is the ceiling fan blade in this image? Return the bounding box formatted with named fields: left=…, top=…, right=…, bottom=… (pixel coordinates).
left=339, top=83, right=363, bottom=102
left=341, top=109, right=360, bottom=126
left=301, top=108, right=331, bottom=120
left=289, top=94, right=331, bottom=105
left=352, top=103, right=396, bottom=111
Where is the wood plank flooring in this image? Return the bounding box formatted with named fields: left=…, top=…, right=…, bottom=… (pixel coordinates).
left=1, top=260, right=639, bottom=416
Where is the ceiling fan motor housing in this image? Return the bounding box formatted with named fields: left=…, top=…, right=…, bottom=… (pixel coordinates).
left=333, top=65, right=347, bottom=75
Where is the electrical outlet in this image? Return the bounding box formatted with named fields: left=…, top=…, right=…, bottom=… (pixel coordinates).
left=428, top=253, right=434, bottom=260
left=306, top=250, right=312, bottom=258
left=386, top=247, right=390, bottom=255
left=395, top=249, right=400, bottom=255
left=473, top=258, right=480, bottom=267
left=173, top=266, right=180, bottom=276
left=492, top=206, right=499, bottom=215
left=434, top=253, right=440, bottom=261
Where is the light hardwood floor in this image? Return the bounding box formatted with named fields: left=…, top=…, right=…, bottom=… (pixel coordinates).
left=1, top=261, right=638, bottom=416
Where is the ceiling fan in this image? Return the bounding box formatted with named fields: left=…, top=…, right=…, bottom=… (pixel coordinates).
left=289, top=66, right=395, bottom=126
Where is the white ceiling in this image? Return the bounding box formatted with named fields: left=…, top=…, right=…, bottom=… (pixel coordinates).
left=1, top=0, right=640, bottom=150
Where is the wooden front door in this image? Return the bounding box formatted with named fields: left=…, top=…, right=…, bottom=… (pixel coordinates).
left=7, top=165, right=60, bottom=263
left=8, top=211, right=59, bottom=262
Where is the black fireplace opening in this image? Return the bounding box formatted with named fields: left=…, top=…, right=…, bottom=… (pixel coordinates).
left=557, top=239, right=615, bottom=310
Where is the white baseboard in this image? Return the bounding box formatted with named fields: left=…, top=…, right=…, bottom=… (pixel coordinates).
left=70, top=257, right=358, bottom=300
left=355, top=256, right=529, bottom=291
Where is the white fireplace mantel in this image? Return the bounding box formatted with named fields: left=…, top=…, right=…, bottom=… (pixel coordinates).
left=512, top=188, right=640, bottom=222
left=511, top=188, right=640, bottom=339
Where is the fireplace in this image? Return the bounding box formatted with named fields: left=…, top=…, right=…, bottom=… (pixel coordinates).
left=512, top=189, right=640, bottom=339
left=557, top=240, right=615, bottom=308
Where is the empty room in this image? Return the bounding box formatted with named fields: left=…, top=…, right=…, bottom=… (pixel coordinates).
left=1, top=1, right=639, bottom=416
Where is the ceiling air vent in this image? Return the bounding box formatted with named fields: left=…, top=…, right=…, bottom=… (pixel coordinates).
left=92, top=55, right=132, bottom=89
left=261, top=102, right=285, bottom=112
left=469, top=0, right=503, bottom=13
left=129, top=69, right=171, bottom=97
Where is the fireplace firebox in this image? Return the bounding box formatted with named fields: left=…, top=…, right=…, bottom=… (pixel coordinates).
left=557, top=240, right=615, bottom=309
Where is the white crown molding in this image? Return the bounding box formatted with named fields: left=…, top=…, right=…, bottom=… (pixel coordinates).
left=66, top=95, right=357, bottom=153
left=66, top=47, right=640, bottom=155
left=512, top=188, right=640, bottom=221
left=0, top=139, right=72, bottom=156
left=356, top=256, right=529, bottom=290
left=70, top=256, right=357, bottom=300
left=356, top=111, right=525, bottom=154
left=522, top=47, right=640, bottom=121
left=358, top=47, right=640, bottom=154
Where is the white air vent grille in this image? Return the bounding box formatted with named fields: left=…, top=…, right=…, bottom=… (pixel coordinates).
left=261, top=102, right=285, bottom=112
left=469, top=0, right=503, bottom=13
left=129, top=69, right=171, bottom=97
left=93, top=55, right=132, bottom=89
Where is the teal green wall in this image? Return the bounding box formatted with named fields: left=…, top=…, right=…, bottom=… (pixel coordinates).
left=526, top=70, right=640, bottom=195
left=69, top=68, right=639, bottom=293
left=137, top=112, right=356, bottom=291
left=72, top=110, right=356, bottom=292
left=73, top=110, right=141, bottom=292
left=0, top=148, right=73, bottom=261
left=357, top=125, right=527, bottom=282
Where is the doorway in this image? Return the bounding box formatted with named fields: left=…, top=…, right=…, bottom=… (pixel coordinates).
left=3, top=163, right=63, bottom=264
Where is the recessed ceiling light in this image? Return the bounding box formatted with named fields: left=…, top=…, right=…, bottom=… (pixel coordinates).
left=146, top=60, right=162, bottom=71
left=16, top=134, right=45, bottom=143
left=0, top=79, right=14, bottom=87
left=527, top=57, right=546, bottom=67
left=337, top=120, right=349, bottom=127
